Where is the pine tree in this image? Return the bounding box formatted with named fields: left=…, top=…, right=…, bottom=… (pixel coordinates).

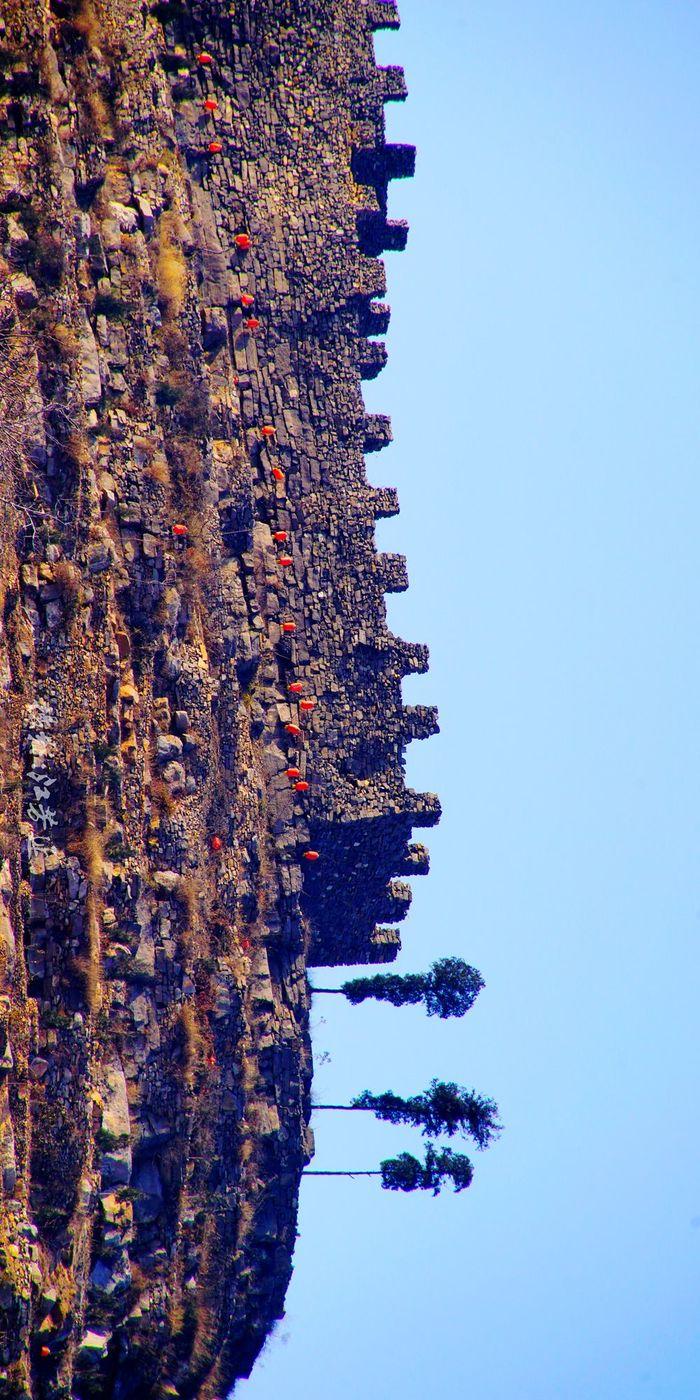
left=312, top=957, right=484, bottom=1019
left=315, top=1078, right=501, bottom=1150
left=304, top=1145, right=475, bottom=1195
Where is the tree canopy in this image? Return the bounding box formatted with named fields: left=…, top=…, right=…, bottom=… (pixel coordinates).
left=351, top=1079, right=501, bottom=1150
left=380, top=1145, right=474, bottom=1195
left=336, top=957, right=484, bottom=1019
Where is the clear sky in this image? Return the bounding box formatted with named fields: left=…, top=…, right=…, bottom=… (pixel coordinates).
left=241, top=3, right=700, bottom=1397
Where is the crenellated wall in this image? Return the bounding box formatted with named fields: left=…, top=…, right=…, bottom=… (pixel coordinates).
left=155, top=0, right=440, bottom=968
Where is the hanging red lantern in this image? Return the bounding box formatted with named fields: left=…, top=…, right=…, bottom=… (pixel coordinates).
left=234, top=233, right=251, bottom=251
left=203, top=98, right=218, bottom=112
left=281, top=620, right=296, bottom=633
left=286, top=766, right=301, bottom=779
left=197, top=52, right=213, bottom=65
left=288, top=682, right=303, bottom=695
left=208, top=141, right=222, bottom=154
left=273, top=530, right=287, bottom=543
left=240, top=936, right=251, bottom=951
left=299, top=699, right=316, bottom=712
left=210, top=835, right=223, bottom=852
left=244, top=316, right=260, bottom=331
left=240, top=293, right=255, bottom=308
left=272, top=467, right=285, bottom=483
left=278, top=554, right=293, bottom=567
left=285, top=723, right=302, bottom=737
left=261, top=424, right=275, bottom=438
left=294, top=780, right=310, bottom=792
left=302, top=850, right=320, bottom=861
left=173, top=523, right=188, bottom=538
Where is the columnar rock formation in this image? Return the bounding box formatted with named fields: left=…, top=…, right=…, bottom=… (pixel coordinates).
left=0, top=0, right=438, bottom=1394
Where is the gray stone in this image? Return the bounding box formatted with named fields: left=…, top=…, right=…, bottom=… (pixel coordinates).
left=152, top=870, right=180, bottom=894
left=136, top=195, right=155, bottom=235
left=100, top=1144, right=132, bottom=1187
left=11, top=273, right=38, bottom=309
left=90, top=1254, right=131, bottom=1296
left=78, top=311, right=102, bottom=406
left=6, top=216, right=29, bottom=262
left=156, top=733, right=183, bottom=762
left=131, top=936, right=155, bottom=981
left=88, top=541, right=113, bottom=574
left=132, top=1160, right=163, bottom=1223
left=108, top=200, right=138, bottom=233
left=101, top=1056, right=130, bottom=1143
left=78, top=1328, right=110, bottom=1361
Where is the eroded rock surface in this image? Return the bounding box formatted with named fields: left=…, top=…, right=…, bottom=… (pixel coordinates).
left=0, top=0, right=437, bottom=1394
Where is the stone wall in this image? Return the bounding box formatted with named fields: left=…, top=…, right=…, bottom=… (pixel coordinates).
left=0, top=0, right=438, bottom=1393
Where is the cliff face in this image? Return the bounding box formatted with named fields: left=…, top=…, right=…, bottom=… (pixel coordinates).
left=0, top=0, right=437, bottom=1394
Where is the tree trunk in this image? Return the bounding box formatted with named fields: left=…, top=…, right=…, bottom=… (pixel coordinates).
left=303, top=1171, right=381, bottom=1177
left=309, top=987, right=344, bottom=993
left=312, top=1105, right=364, bottom=1111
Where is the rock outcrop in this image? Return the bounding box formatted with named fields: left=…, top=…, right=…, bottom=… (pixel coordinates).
left=0, top=0, right=438, bottom=1394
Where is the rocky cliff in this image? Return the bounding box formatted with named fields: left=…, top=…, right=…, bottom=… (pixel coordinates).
left=0, top=0, right=438, bottom=1394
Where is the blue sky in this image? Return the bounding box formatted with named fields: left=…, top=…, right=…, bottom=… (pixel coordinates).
left=241, top=3, right=700, bottom=1397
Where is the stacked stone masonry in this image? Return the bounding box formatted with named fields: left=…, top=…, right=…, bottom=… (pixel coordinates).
left=0, top=0, right=438, bottom=1394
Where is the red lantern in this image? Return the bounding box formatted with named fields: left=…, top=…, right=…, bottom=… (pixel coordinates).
left=240, top=293, right=255, bottom=308
left=210, top=835, right=223, bottom=852
left=197, top=52, right=213, bottom=65
left=294, top=780, right=310, bottom=792
left=244, top=316, right=260, bottom=331
left=286, top=767, right=301, bottom=779
left=261, top=424, right=275, bottom=438
left=234, top=233, right=251, bottom=251
left=272, top=467, right=285, bottom=483
left=173, top=523, right=188, bottom=537
left=278, top=554, right=293, bottom=567
left=300, top=699, right=316, bottom=712
left=208, top=141, right=222, bottom=154
left=302, top=850, right=320, bottom=861
left=285, top=723, right=301, bottom=737
left=203, top=98, right=218, bottom=112
left=40, top=1347, right=51, bottom=1359
left=240, top=936, right=251, bottom=951
left=273, top=530, right=287, bottom=543
left=281, top=620, right=296, bottom=634
left=288, top=682, right=303, bottom=694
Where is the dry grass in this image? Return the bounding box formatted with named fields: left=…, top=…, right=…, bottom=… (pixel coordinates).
left=51, top=323, right=81, bottom=366
left=73, top=926, right=101, bottom=1014
left=157, top=212, right=187, bottom=320
left=86, top=89, right=114, bottom=139
left=176, top=875, right=199, bottom=926
left=73, top=0, right=101, bottom=47
left=78, top=824, right=105, bottom=889
left=145, top=452, right=171, bottom=487
left=0, top=300, right=36, bottom=476
left=184, top=546, right=211, bottom=581
left=150, top=776, right=175, bottom=816
left=52, top=559, right=82, bottom=616
left=162, top=324, right=188, bottom=364
left=168, top=435, right=205, bottom=508
left=178, top=1001, right=205, bottom=1088
left=174, top=875, right=201, bottom=957
left=62, top=429, right=91, bottom=471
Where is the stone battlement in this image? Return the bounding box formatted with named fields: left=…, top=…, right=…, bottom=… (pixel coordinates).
left=157, top=0, right=440, bottom=967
